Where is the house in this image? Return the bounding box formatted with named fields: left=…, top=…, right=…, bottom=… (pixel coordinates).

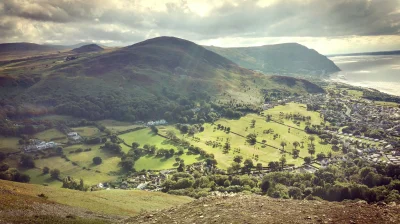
left=67, top=132, right=82, bottom=142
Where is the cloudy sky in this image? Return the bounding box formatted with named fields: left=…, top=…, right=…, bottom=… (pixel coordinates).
left=0, top=0, right=399, bottom=54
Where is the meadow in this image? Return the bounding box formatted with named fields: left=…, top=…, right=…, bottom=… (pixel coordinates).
left=158, top=103, right=337, bottom=169
left=118, top=128, right=203, bottom=170
left=0, top=137, right=21, bottom=153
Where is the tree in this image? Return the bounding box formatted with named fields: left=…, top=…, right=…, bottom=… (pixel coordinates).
left=246, top=133, right=257, bottom=145
left=260, top=178, right=270, bottom=193
left=0, top=163, right=9, bottom=172
left=42, top=166, right=50, bottom=174
left=292, top=149, right=300, bottom=158
left=166, top=130, right=176, bottom=139
left=268, top=161, right=280, bottom=172
left=50, top=169, right=60, bottom=179
left=292, top=141, right=300, bottom=150
left=256, top=163, right=263, bottom=173
left=233, top=155, right=243, bottom=164
left=280, top=141, right=287, bottom=151
left=243, top=159, right=254, bottom=173
left=93, top=157, right=102, bottom=165
left=308, top=147, right=316, bottom=158
left=279, top=155, right=286, bottom=170
left=150, top=125, right=158, bottom=134
left=20, top=154, right=35, bottom=168
left=308, top=136, right=315, bottom=144
left=121, top=158, right=134, bottom=171
left=316, top=152, right=326, bottom=161
left=304, top=157, right=311, bottom=164
left=132, top=142, right=140, bottom=149
left=230, top=162, right=241, bottom=172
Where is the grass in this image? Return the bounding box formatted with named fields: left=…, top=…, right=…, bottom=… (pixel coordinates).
left=28, top=144, right=121, bottom=186
left=159, top=103, right=337, bottom=169
left=34, top=128, right=68, bottom=142
left=0, top=136, right=20, bottom=153
left=119, top=128, right=204, bottom=170
left=71, top=126, right=101, bottom=138
left=98, top=120, right=143, bottom=133
left=0, top=179, right=192, bottom=217
left=374, top=101, right=399, bottom=107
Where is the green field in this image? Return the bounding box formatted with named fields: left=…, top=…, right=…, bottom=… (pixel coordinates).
left=24, top=143, right=123, bottom=186
left=34, top=128, right=67, bottom=142
left=119, top=128, right=203, bottom=170
left=71, top=126, right=101, bottom=137
left=0, top=136, right=20, bottom=153
left=158, top=103, right=337, bottom=169
left=98, top=119, right=143, bottom=133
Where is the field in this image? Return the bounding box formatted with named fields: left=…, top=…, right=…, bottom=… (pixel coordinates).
left=118, top=128, right=203, bottom=171
left=34, top=128, right=68, bottom=142
left=98, top=119, right=143, bottom=133
left=0, top=179, right=192, bottom=217
left=71, top=126, right=101, bottom=137
left=0, top=136, right=20, bottom=153
left=22, top=143, right=123, bottom=187
left=158, top=103, right=337, bottom=169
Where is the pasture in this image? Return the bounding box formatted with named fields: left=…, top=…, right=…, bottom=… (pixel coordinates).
left=159, top=103, right=337, bottom=169
left=118, top=128, right=203, bottom=170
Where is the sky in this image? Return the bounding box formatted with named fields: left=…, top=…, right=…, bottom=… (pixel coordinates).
left=0, top=0, right=399, bottom=54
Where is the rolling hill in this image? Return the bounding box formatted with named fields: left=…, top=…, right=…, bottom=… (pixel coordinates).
left=206, top=43, right=340, bottom=76
left=72, top=44, right=104, bottom=54
left=0, top=36, right=325, bottom=122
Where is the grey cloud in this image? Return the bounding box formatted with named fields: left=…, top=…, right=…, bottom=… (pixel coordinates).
left=0, top=0, right=399, bottom=45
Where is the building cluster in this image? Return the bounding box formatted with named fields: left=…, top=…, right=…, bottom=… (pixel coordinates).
left=146, top=119, right=167, bottom=126
left=24, top=139, right=58, bottom=152
left=67, top=132, right=82, bottom=143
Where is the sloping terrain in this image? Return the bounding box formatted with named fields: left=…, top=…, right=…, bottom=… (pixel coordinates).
left=0, top=36, right=325, bottom=121
left=0, top=179, right=192, bottom=223
left=128, top=195, right=400, bottom=224
left=206, top=43, right=340, bottom=76
left=72, top=44, right=104, bottom=54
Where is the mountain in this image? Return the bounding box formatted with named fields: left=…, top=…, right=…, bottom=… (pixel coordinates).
left=206, top=43, right=340, bottom=76
left=0, top=36, right=324, bottom=121
left=329, top=50, right=400, bottom=57
left=0, top=43, right=67, bottom=53
left=71, top=44, right=104, bottom=53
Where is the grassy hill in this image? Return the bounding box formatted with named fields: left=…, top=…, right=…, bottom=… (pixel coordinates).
left=72, top=44, right=104, bottom=54
left=0, top=36, right=325, bottom=122
left=206, top=43, right=340, bottom=76
left=0, top=179, right=192, bottom=223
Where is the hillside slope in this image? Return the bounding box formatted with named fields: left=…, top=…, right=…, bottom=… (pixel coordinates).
left=72, top=44, right=104, bottom=54
left=0, top=179, right=192, bottom=223
left=128, top=195, right=400, bottom=224
left=206, top=43, right=340, bottom=76
left=0, top=36, right=325, bottom=121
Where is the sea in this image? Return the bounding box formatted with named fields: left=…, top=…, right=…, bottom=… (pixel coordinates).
left=329, top=55, right=400, bottom=96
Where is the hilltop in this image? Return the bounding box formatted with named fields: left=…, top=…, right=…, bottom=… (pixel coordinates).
left=206, top=43, right=340, bottom=76
left=72, top=44, right=104, bottom=54
left=0, top=36, right=325, bottom=122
